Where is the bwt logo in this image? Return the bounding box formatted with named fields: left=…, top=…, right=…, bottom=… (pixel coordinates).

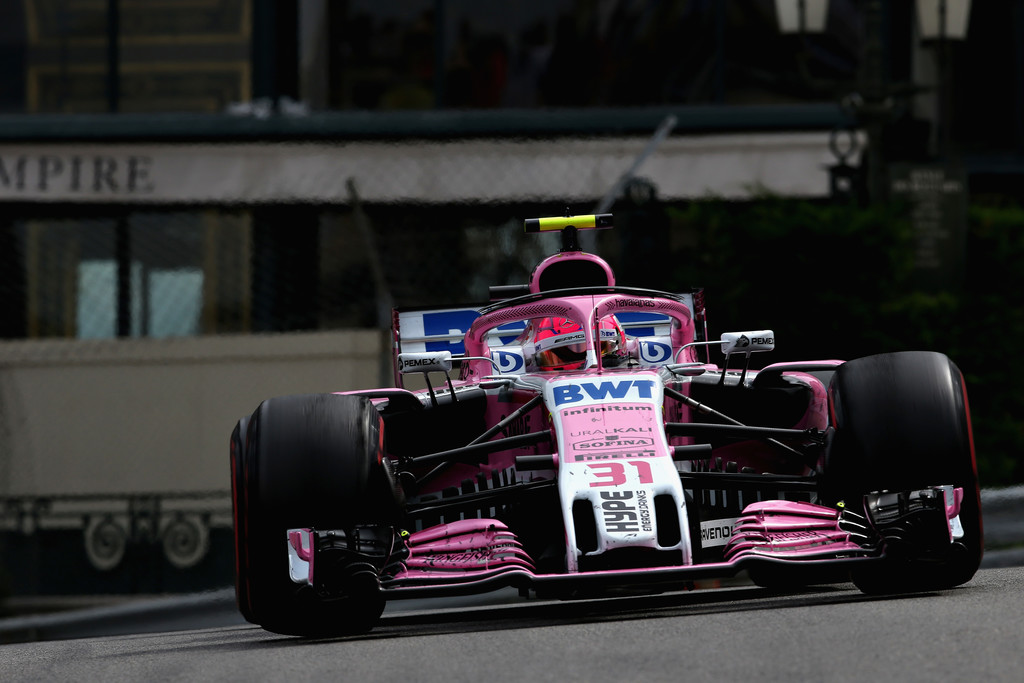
left=553, top=379, right=656, bottom=406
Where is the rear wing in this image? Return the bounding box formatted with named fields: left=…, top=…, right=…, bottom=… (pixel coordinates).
left=391, top=290, right=707, bottom=387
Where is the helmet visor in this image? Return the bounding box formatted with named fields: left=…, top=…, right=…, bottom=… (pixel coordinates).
left=535, top=338, right=619, bottom=369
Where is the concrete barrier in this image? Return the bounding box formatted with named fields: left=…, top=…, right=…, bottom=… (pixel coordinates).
left=980, top=485, right=1024, bottom=550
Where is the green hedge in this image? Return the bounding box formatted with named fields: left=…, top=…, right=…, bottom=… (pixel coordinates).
left=619, top=197, right=1024, bottom=488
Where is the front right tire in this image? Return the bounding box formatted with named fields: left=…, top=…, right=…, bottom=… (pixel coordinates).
left=823, top=351, right=983, bottom=594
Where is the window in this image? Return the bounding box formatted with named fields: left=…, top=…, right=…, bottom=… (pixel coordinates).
left=7, top=209, right=252, bottom=339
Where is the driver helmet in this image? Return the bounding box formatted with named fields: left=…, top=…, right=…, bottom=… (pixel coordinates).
left=527, top=316, right=627, bottom=371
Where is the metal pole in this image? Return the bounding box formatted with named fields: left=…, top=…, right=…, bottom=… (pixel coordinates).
left=938, top=0, right=951, bottom=159
left=116, top=216, right=131, bottom=337
left=593, top=114, right=678, bottom=215
left=347, top=178, right=394, bottom=388
left=433, top=0, right=446, bottom=108
left=106, top=0, right=119, bottom=113
left=108, top=0, right=132, bottom=337
left=862, top=0, right=888, bottom=204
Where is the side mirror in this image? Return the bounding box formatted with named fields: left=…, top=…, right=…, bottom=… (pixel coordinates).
left=720, top=330, right=775, bottom=357
left=398, top=351, right=453, bottom=374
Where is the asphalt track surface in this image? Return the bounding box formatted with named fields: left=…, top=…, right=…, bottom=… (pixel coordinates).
left=2, top=566, right=1022, bottom=683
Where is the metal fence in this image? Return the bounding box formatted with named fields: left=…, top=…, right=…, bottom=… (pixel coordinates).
left=0, top=200, right=571, bottom=340
left=0, top=125, right=850, bottom=342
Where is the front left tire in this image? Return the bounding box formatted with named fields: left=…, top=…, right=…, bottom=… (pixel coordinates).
left=232, top=393, right=404, bottom=636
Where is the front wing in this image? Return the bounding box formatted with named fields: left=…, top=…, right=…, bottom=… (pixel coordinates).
left=284, top=487, right=965, bottom=601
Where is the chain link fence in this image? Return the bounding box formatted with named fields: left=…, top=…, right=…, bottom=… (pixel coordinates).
left=0, top=195, right=684, bottom=343
left=0, top=202, right=545, bottom=339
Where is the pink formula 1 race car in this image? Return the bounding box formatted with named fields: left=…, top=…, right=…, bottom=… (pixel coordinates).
left=230, top=214, right=982, bottom=637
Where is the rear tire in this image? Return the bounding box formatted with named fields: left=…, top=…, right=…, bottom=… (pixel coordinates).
left=233, top=393, right=403, bottom=636
left=823, top=351, right=982, bottom=594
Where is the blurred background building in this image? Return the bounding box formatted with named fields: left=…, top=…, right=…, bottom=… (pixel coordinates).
left=0, top=0, right=1020, bottom=597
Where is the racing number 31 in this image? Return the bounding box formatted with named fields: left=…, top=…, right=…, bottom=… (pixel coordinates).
left=588, top=461, right=654, bottom=487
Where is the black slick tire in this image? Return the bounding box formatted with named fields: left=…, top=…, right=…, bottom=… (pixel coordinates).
left=232, top=393, right=403, bottom=636
left=823, top=351, right=983, bottom=594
